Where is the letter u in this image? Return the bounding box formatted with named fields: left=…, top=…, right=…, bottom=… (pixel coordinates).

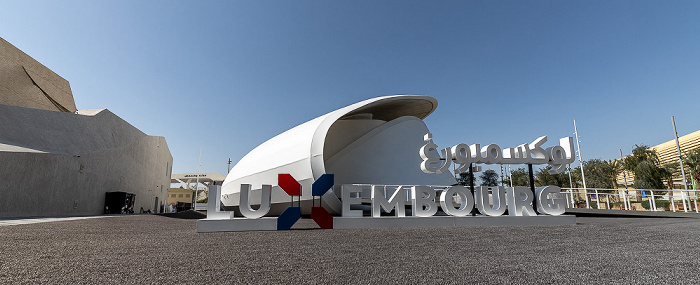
left=239, top=184, right=272, bottom=218
left=475, top=186, right=507, bottom=216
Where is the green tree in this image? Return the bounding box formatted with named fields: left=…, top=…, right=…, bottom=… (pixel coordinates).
left=457, top=172, right=473, bottom=187
left=535, top=165, right=570, bottom=187
left=633, top=160, right=665, bottom=189
left=661, top=162, right=679, bottom=190
left=570, top=166, right=582, bottom=188
left=582, top=159, right=623, bottom=189
left=684, top=147, right=700, bottom=188
left=480, top=169, right=499, bottom=186
left=623, top=145, right=665, bottom=189
left=606, top=160, right=623, bottom=189
left=583, top=159, right=613, bottom=188
left=503, top=167, right=530, bottom=187
left=579, top=159, right=625, bottom=203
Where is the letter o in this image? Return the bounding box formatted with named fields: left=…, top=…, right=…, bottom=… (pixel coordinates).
left=440, top=186, right=474, bottom=217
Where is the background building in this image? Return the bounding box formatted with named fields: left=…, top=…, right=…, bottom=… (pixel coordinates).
left=0, top=37, right=172, bottom=218
left=166, top=188, right=193, bottom=211
left=618, top=129, right=700, bottom=189
left=169, top=173, right=225, bottom=210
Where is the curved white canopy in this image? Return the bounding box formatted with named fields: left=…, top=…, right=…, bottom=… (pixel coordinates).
left=221, top=95, right=454, bottom=211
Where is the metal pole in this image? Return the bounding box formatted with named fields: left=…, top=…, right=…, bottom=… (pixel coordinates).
left=620, top=149, right=630, bottom=210
left=453, top=162, right=456, bottom=181
left=567, top=164, right=575, bottom=207
left=671, top=195, right=676, bottom=212
left=508, top=165, right=513, bottom=188
left=227, top=158, right=232, bottom=174
left=528, top=164, right=536, bottom=212
left=567, top=164, right=573, bottom=189
left=194, top=147, right=202, bottom=211
left=671, top=116, right=689, bottom=212
left=469, top=163, right=476, bottom=216
left=690, top=172, right=700, bottom=213
left=500, top=165, right=505, bottom=187
left=574, top=120, right=589, bottom=208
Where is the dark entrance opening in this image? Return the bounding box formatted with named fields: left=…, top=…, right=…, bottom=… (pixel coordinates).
left=104, top=192, right=136, bottom=214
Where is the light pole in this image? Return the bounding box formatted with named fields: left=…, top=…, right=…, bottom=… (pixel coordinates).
left=508, top=165, right=513, bottom=188
left=574, top=120, right=590, bottom=208
left=194, top=147, right=202, bottom=211
left=620, top=149, right=631, bottom=210
left=500, top=165, right=505, bottom=186
left=672, top=116, right=689, bottom=212
left=567, top=164, right=574, bottom=207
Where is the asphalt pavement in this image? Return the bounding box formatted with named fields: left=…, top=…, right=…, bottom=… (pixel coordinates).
left=1, top=214, right=699, bottom=284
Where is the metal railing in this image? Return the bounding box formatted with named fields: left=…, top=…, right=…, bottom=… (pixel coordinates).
left=561, top=187, right=699, bottom=213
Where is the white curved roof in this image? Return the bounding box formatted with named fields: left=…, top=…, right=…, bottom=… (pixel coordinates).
left=223, top=95, right=438, bottom=189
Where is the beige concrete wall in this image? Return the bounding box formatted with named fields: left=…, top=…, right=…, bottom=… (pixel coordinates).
left=0, top=104, right=172, bottom=218
left=167, top=188, right=194, bottom=205
left=0, top=37, right=76, bottom=112
left=0, top=104, right=145, bottom=154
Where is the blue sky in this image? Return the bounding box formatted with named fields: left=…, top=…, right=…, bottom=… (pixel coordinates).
left=2, top=1, right=699, bottom=175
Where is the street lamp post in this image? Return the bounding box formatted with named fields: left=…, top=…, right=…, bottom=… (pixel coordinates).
left=620, top=149, right=631, bottom=210
left=574, top=120, right=590, bottom=208
left=671, top=116, right=689, bottom=212
left=194, top=147, right=202, bottom=211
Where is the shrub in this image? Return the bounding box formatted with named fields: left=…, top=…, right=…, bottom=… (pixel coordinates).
left=610, top=202, right=625, bottom=209
left=641, top=200, right=670, bottom=210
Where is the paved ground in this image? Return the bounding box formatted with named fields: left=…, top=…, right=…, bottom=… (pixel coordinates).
left=1, top=214, right=699, bottom=284
left=0, top=215, right=110, bottom=226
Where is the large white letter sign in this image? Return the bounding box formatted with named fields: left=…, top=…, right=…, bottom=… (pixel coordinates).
left=341, top=184, right=363, bottom=217
left=239, top=184, right=272, bottom=219
left=528, top=136, right=548, bottom=164
left=480, top=144, right=502, bottom=164
left=506, top=186, right=537, bottom=216
left=411, top=186, right=438, bottom=217
left=372, top=186, right=407, bottom=217
left=451, top=143, right=471, bottom=174
left=420, top=133, right=451, bottom=174
left=475, top=186, right=506, bottom=216
left=420, top=134, right=576, bottom=174
left=439, top=186, right=474, bottom=217
left=546, top=137, right=576, bottom=174
left=536, top=186, right=566, bottom=216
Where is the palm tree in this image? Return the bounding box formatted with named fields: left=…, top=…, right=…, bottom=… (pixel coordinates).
left=685, top=148, right=700, bottom=188
left=606, top=160, right=622, bottom=189
left=479, top=170, right=499, bottom=186
left=599, top=159, right=624, bottom=204
left=623, top=145, right=665, bottom=190
left=661, top=162, right=679, bottom=190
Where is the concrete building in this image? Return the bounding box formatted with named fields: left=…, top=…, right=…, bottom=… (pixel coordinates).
left=169, top=172, right=226, bottom=205
left=0, top=37, right=172, bottom=218
left=617, top=129, right=700, bottom=189
left=167, top=188, right=194, bottom=206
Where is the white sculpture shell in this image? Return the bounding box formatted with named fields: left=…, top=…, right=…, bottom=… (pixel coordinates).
left=221, top=95, right=456, bottom=215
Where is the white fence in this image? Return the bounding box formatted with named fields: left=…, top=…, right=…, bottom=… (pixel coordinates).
left=561, top=187, right=699, bottom=213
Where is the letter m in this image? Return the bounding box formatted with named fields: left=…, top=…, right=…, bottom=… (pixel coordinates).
left=371, top=185, right=406, bottom=217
